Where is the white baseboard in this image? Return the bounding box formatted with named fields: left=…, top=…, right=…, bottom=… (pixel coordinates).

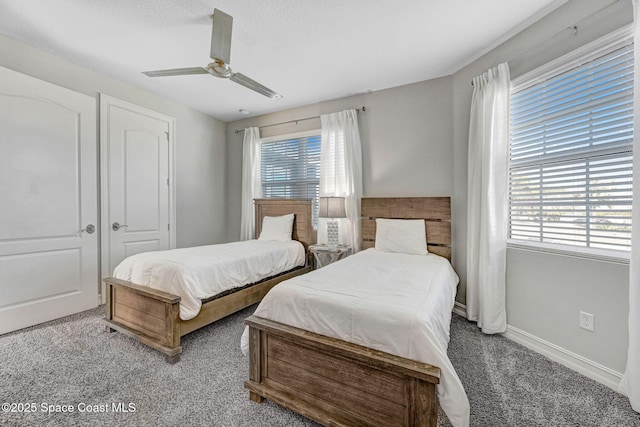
left=453, top=301, right=466, bottom=317
left=503, top=324, right=623, bottom=392
left=451, top=302, right=622, bottom=392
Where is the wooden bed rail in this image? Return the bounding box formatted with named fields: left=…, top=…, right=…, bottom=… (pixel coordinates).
left=245, top=315, right=441, bottom=426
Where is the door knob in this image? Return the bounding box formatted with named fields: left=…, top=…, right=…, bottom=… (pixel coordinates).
left=81, top=224, right=96, bottom=234
left=112, top=222, right=128, bottom=231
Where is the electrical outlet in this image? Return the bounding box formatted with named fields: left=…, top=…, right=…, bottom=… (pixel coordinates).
left=579, top=311, right=594, bottom=331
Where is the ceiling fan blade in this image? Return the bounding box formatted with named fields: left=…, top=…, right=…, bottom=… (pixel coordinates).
left=230, top=72, right=282, bottom=99
left=210, top=9, right=232, bottom=64
left=142, top=67, right=209, bottom=77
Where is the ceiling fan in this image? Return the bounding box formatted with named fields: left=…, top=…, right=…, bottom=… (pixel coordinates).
left=142, top=9, right=282, bottom=100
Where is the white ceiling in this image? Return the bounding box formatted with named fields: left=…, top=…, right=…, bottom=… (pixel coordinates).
left=0, top=0, right=566, bottom=122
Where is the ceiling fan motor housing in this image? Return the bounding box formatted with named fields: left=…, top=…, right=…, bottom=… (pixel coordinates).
left=208, top=60, right=233, bottom=79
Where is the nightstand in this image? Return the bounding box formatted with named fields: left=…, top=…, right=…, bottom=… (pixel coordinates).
left=309, top=244, right=352, bottom=269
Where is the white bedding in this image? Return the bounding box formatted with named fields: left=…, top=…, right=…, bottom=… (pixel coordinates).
left=113, top=240, right=305, bottom=321
left=241, top=248, right=470, bottom=427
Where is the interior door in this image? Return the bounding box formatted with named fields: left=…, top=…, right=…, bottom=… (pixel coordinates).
left=0, top=66, right=98, bottom=334
left=101, top=95, right=173, bottom=282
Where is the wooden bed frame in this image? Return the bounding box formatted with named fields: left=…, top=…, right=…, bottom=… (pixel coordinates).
left=104, top=198, right=314, bottom=363
left=244, top=197, right=452, bottom=427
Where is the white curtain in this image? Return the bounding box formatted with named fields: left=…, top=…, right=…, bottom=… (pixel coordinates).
left=319, top=109, right=363, bottom=251
left=620, top=0, right=640, bottom=413
left=466, top=62, right=510, bottom=334
left=240, top=127, right=262, bottom=240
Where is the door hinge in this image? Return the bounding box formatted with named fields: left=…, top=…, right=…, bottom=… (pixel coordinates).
left=164, top=131, right=169, bottom=141
left=168, top=223, right=170, bottom=231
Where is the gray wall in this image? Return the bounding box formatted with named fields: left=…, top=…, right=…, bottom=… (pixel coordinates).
left=226, top=76, right=454, bottom=245
left=506, top=248, right=629, bottom=371
left=451, top=0, right=632, bottom=373
left=0, top=34, right=228, bottom=248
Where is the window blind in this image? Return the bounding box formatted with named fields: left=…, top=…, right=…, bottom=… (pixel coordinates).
left=261, top=134, right=321, bottom=227
left=509, top=41, right=634, bottom=251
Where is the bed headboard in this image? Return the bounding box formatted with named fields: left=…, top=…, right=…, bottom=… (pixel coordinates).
left=360, top=197, right=452, bottom=260
left=254, top=198, right=314, bottom=252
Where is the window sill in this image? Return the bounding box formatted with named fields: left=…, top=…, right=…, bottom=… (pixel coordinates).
left=506, top=240, right=630, bottom=265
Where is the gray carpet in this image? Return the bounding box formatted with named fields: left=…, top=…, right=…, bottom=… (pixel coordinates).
left=446, top=316, right=639, bottom=427
left=0, top=306, right=638, bottom=427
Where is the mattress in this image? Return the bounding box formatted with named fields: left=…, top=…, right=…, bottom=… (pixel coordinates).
left=113, top=240, right=305, bottom=321
left=241, top=248, right=470, bottom=427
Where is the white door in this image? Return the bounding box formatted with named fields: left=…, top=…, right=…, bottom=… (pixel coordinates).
left=101, top=95, right=174, bottom=284
left=0, top=67, right=98, bottom=334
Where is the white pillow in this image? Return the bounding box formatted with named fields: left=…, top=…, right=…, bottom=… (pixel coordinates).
left=258, top=214, right=295, bottom=241
left=374, top=218, right=428, bottom=255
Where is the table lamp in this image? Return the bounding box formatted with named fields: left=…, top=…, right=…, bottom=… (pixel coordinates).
left=319, top=197, right=346, bottom=246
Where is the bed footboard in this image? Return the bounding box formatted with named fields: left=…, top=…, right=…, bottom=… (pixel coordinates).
left=244, top=316, right=441, bottom=427
left=104, top=277, right=182, bottom=363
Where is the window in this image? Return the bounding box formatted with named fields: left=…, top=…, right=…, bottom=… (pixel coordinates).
left=261, top=131, right=321, bottom=227
left=509, top=33, right=634, bottom=253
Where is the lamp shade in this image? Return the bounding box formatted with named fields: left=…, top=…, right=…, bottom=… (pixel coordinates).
left=319, top=197, right=346, bottom=218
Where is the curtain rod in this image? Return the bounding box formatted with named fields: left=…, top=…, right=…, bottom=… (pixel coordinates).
left=470, top=0, right=620, bottom=86
left=234, top=106, right=366, bottom=134
left=471, top=24, right=579, bottom=86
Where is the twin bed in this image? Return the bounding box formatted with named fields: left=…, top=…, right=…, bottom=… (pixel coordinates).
left=103, top=198, right=314, bottom=363
left=243, top=197, right=469, bottom=427
left=104, top=197, right=469, bottom=426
